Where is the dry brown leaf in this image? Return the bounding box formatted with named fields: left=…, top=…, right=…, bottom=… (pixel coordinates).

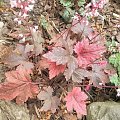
left=64, top=113, right=77, bottom=120
left=0, top=45, right=12, bottom=60
left=116, top=33, right=120, bottom=42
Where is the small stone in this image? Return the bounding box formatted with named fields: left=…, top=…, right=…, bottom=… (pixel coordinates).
left=0, top=101, right=32, bottom=120
left=112, top=30, right=117, bottom=36
left=87, top=102, right=120, bottom=120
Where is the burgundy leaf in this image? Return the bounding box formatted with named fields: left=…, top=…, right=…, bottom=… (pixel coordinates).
left=90, top=64, right=109, bottom=86
left=37, top=86, right=60, bottom=113
left=64, top=56, right=78, bottom=80
left=72, top=68, right=91, bottom=83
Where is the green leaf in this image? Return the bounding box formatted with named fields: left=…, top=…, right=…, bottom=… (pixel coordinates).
left=109, top=53, right=120, bottom=68
left=109, top=53, right=120, bottom=80
left=109, top=74, right=120, bottom=86
left=60, top=0, right=73, bottom=7
left=106, top=40, right=118, bottom=53
left=78, top=0, right=85, bottom=7
left=78, top=7, right=85, bottom=15
left=39, top=15, right=48, bottom=29
left=117, top=66, right=120, bottom=77
left=0, top=0, right=4, bottom=6
left=62, top=7, right=75, bottom=22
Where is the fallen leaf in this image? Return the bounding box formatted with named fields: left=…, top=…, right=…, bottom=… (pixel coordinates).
left=0, top=21, right=4, bottom=29
left=64, top=113, right=77, bottom=120
left=24, top=43, right=34, bottom=53
left=40, top=15, right=56, bottom=38
left=30, top=29, right=44, bottom=55
left=0, top=45, right=12, bottom=60
left=3, top=44, right=34, bottom=69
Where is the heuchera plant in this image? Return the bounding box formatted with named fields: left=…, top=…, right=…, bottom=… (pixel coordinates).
left=0, top=0, right=109, bottom=118
left=65, top=87, right=88, bottom=118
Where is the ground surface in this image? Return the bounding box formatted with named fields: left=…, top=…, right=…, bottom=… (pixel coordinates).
left=0, top=0, right=120, bottom=120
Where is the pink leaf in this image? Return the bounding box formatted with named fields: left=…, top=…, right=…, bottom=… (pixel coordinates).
left=65, top=87, right=88, bottom=116
left=74, top=38, right=105, bottom=67
left=0, top=68, right=39, bottom=104
left=48, top=62, right=66, bottom=79
left=43, top=46, right=78, bottom=79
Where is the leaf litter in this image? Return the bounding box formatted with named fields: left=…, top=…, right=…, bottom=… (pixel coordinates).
left=0, top=0, right=120, bottom=120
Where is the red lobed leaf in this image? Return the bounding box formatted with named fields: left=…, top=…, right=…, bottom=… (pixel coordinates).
left=0, top=68, right=39, bottom=104
left=43, top=46, right=78, bottom=80
left=48, top=62, right=66, bottom=79
left=89, top=64, right=109, bottom=86
left=65, top=87, right=88, bottom=116
left=74, top=38, right=105, bottom=67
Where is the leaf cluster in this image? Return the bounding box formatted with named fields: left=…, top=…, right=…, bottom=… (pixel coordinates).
left=106, top=38, right=119, bottom=53
left=109, top=53, right=120, bottom=86
left=0, top=1, right=110, bottom=118
left=59, top=0, right=86, bottom=22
